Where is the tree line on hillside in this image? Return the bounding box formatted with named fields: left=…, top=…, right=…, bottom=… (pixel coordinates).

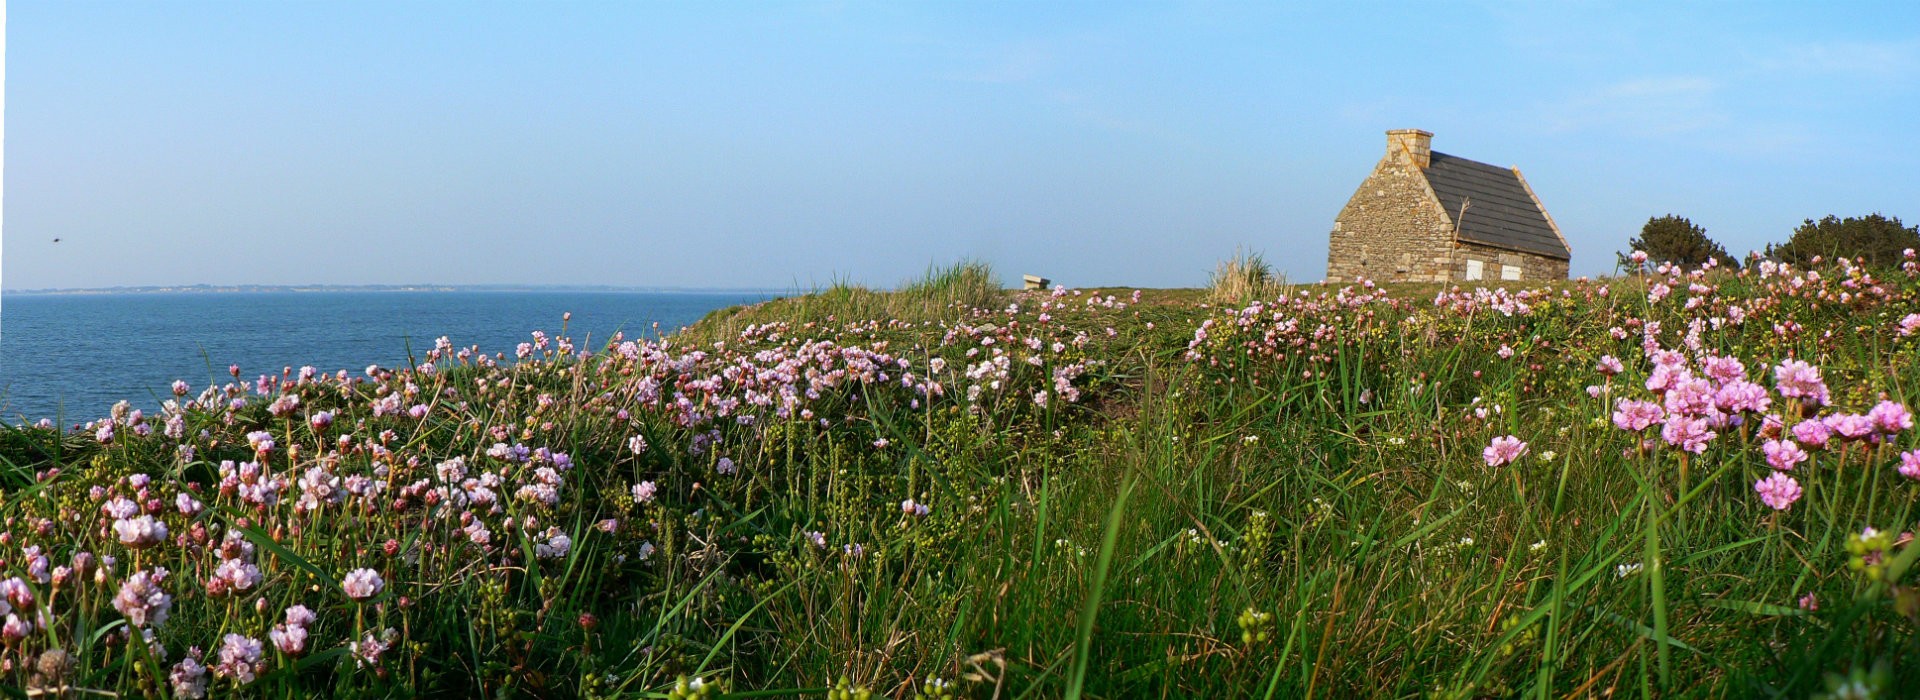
left=1617, top=213, right=1920, bottom=271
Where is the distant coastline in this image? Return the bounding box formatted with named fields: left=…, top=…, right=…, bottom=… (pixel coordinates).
left=3, top=283, right=791, bottom=296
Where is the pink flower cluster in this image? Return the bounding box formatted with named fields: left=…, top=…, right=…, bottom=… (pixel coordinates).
left=269, top=605, right=317, bottom=655
left=1754, top=472, right=1803, bottom=511
left=1608, top=351, right=1915, bottom=511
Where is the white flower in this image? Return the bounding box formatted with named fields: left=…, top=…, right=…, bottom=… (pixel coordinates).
left=269, top=623, right=309, bottom=655
left=170, top=654, right=209, bottom=699
left=535, top=528, right=573, bottom=559
left=113, top=515, right=169, bottom=549
left=341, top=568, right=384, bottom=600
left=213, top=633, right=264, bottom=684
left=213, top=558, right=262, bottom=593
left=284, top=605, right=317, bottom=628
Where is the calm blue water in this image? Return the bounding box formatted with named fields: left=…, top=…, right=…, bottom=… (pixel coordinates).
left=0, top=291, right=772, bottom=425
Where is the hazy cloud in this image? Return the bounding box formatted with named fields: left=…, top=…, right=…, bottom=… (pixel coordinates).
left=1764, top=39, right=1920, bottom=82
left=942, top=40, right=1055, bottom=84
left=1540, top=76, right=1724, bottom=137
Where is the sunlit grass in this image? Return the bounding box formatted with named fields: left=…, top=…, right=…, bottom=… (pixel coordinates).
left=1, top=257, right=1917, bottom=697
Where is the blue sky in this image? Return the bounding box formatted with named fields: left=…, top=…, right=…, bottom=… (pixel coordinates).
left=6, top=1, right=1919, bottom=290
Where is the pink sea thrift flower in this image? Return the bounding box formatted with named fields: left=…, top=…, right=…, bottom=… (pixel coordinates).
left=213, top=633, right=264, bottom=684
left=1900, top=313, right=1920, bottom=337
left=1763, top=439, right=1808, bottom=471
left=1613, top=399, right=1664, bottom=432
left=1661, top=416, right=1716, bottom=453
left=1867, top=400, right=1913, bottom=434
left=211, top=558, right=263, bottom=594
left=1700, top=355, right=1747, bottom=383
left=1823, top=413, right=1875, bottom=441
left=1645, top=364, right=1690, bottom=394
left=268, top=602, right=316, bottom=655
left=1714, top=380, right=1771, bottom=413
left=113, top=515, right=169, bottom=549
left=341, top=568, right=384, bottom=600
left=268, top=394, right=300, bottom=417
left=534, top=527, right=572, bottom=559
left=1773, top=360, right=1830, bottom=405
left=269, top=622, right=309, bottom=655
left=1596, top=355, right=1624, bottom=376
left=284, top=604, right=316, bottom=628
left=631, top=481, right=657, bottom=504
left=2, top=614, right=31, bottom=642
left=170, top=651, right=209, bottom=699
left=1791, top=420, right=1833, bottom=449
left=1754, top=472, right=1803, bottom=511
left=113, top=568, right=173, bottom=628
left=352, top=629, right=395, bottom=668
left=1482, top=436, right=1528, bottom=467
left=0, top=578, right=31, bottom=612
left=1899, top=450, right=1920, bottom=481
left=1663, top=377, right=1716, bottom=416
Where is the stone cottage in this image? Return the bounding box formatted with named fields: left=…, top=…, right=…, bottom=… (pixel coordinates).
left=1326, top=129, right=1570, bottom=283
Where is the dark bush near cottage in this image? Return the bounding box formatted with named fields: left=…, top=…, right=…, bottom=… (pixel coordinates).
left=1769, top=213, right=1920, bottom=269
left=1619, top=214, right=1738, bottom=271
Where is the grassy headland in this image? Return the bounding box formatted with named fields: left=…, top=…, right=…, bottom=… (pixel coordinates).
left=1, top=259, right=1917, bottom=698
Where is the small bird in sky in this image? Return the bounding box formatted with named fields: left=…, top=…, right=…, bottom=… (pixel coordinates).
left=52, top=238, right=61, bottom=243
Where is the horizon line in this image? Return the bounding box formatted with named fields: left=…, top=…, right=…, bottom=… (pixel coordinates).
left=2, top=282, right=797, bottom=295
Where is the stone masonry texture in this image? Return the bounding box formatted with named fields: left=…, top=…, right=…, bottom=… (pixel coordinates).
left=1327, top=131, right=1569, bottom=284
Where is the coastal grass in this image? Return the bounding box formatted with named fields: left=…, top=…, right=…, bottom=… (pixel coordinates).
left=0, top=258, right=1917, bottom=697
left=1207, top=248, right=1288, bottom=307
left=685, top=260, right=1006, bottom=346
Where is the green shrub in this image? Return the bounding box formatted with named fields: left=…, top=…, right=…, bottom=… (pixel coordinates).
left=1619, top=214, right=1737, bottom=270
left=1768, top=213, right=1920, bottom=268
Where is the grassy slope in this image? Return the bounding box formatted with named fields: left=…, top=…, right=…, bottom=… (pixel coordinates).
left=1, top=261, right=1918, bottom=698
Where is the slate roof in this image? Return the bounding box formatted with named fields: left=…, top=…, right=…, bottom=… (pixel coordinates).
left=1424, top=152, right=1569, bottom=260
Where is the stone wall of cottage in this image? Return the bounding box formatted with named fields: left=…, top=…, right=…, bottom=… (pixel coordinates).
left=1448, top=242, right=1570, bottom=283
left=1327, top=139, right=1572, bottom=284
left=1326, top=150, right=1458, bottom=283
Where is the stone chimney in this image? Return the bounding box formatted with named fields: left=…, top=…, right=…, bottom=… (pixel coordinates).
left=1386, top=129, right=1432, bottom=169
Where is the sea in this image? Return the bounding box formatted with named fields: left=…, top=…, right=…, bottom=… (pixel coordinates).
left=0, top=290, right=774, bottom=426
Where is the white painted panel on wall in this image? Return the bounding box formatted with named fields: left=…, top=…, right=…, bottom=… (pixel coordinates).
left=1502, top=265, right=1521, bottom=281
left=1465, top=259, right=1484, bottom=281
